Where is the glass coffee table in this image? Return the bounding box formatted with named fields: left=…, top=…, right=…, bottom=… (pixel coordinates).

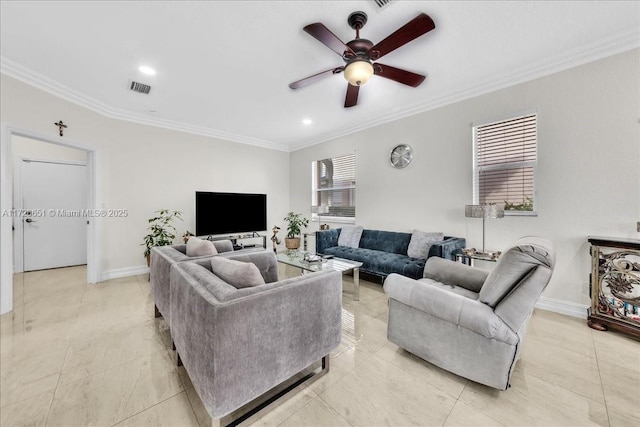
left=276, top=251, right=363, bottom=300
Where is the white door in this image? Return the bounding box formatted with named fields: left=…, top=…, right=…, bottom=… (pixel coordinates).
left=21, top=160, right=87, bottom=271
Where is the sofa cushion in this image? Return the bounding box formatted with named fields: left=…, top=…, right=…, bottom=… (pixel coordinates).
left=337, top=225, right=364, bottom=248
left=212, top=239, right=234, bottom=253
left=419, top=277, right=480, bottom=300
left=323, top=246, right=426, bottom=280
left=358, top=230, right=412, bottom=255
left=210, top=256, right=265, bottom=289
left=407, top=230, right=444, bottom=259
left=186, top=237, right=218, bottom=257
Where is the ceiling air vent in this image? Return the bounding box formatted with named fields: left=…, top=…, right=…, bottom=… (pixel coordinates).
left=129, top=80, right=151, bottom=94
left=373, top=0, right=393, bottom=8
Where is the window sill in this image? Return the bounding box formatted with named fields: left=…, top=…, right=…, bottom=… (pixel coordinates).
left=312, top=216, right=356, bottom=224
left=504, top=211, right=538, bottom=217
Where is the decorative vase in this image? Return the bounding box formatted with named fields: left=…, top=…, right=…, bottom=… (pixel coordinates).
left=285, top=237, right=301, bottom=250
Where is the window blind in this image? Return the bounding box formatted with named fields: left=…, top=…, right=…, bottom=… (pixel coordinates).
left=312, top=154, right=356, bottom=219
left=474, top=113, right=537, bottom=212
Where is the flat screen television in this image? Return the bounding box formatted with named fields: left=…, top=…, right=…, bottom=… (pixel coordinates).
left=195, top=191, right=267, bottom=236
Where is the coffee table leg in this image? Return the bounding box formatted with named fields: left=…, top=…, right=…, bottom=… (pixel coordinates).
left=353, top=268, right=359, bottom=301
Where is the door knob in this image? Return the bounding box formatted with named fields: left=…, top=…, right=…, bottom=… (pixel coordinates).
left=25, top=218, right=37, bottom=223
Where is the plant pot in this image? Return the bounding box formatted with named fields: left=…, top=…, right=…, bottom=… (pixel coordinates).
left=285, top=237, right=301, bottom=250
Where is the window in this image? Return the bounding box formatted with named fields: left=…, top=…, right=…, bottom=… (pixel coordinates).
left=473, top=113, right=537, bottom=214
left=311, top=153, right=356, bottom=222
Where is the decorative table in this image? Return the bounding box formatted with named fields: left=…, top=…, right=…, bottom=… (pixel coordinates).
left=587, top=236, right=640, bottom=338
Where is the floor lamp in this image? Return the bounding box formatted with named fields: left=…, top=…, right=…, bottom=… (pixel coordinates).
left=465, top=204, right=504, bottom=254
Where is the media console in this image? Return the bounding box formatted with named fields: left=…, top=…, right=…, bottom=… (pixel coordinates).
left=203, top=233, right=267, bottom=251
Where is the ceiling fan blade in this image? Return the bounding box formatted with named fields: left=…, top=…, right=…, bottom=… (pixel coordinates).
left=289, top=67, right=344, bottom=89
left=374, top=63, right=426, bottom=87
left=304, top=23, right=356, bottom=58
left=368, top=13, right=435, bottom=60
left=344, top=83, right=359, bottom=108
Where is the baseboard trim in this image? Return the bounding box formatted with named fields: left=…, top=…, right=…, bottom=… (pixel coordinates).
left=101, top=265, right=149, bottom=281
left=101, top=268, right=590, bottom=320
left=535, top=296, right=589, bottom=319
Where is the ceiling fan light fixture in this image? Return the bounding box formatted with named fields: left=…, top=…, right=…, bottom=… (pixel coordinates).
left=344, top=60, right=374, bottom=86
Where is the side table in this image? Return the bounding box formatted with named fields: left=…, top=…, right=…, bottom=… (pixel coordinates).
left=455, top=250, right=500, bottom=267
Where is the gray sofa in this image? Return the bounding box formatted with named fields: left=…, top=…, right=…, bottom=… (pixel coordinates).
left=315, top=228, right=465, bottom=281
left=149, top=240, right=234, bottom=326
left=384, top=236, right=555, bottom=390
left=169, top=250, right=343, bottom=424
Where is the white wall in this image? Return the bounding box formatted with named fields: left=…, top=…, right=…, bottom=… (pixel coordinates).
left=0, top=74, right=290, bottom=281
left=290, top=49, right=640, bottom=310
left=1, top=49, right=638, bottom=315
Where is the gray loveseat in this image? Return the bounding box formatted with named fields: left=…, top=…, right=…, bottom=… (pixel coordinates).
left=384, top=236, right=555, bottom=390
left=169, top=250, right=343, bottom=424
left=315, top=228, right=465, bottom=281
left=149, top=240, right=234, bottom=326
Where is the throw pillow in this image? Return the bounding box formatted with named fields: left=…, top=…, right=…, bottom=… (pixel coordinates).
left=337, top=225, right=364, bottom=249
left=407, top=230, right=444, bottom=260
left=210, top=257, right=265, bottom=289
left=186, top=236, right=218, bottom=257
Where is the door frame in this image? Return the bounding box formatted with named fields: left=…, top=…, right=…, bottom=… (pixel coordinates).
left=14, top=157, right=88, bottom=273
left=0, top=124, right=101, bottom=315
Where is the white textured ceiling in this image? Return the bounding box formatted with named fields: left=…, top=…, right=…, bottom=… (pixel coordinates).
left=1, top=1, right=638, bottom=151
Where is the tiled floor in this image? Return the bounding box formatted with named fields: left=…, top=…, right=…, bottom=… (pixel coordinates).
left=1, top=264, right=639, bottom=427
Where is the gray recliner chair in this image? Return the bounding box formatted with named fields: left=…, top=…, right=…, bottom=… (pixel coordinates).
left=383, top=236, right=555, bottom=390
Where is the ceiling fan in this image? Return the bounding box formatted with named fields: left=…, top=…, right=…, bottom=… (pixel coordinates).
left=289, top=11, right=436, bottom=108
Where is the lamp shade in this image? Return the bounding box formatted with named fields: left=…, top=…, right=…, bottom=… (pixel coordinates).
left=465, top=204, right=505, bottom=219
left=344, top=60, right=374, bottom=86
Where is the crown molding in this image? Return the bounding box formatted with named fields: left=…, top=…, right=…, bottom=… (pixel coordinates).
left=0, top=57, right=289, bottom=152
left=293, top=29, right=640, bottom=151
left=2, top=27, right=638, bottom=153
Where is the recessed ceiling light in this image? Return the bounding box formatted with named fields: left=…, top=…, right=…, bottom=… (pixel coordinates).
left=138, top=66, right=156, bottom=76
left=302, top=118, right=313, bottom=125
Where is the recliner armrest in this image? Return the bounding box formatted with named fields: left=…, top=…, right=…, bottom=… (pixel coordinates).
left=383, top=273, right=517, bottom=344
left=423, top=257, right=489, bottom=293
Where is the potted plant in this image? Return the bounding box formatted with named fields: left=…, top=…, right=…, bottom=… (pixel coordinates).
left=283, top=211, right=309, bottom=250
left=142, top=209, right=182, bottom=266
left=182, top=230, right=195, bottom=243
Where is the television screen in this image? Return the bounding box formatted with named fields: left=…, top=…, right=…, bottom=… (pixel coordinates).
left=195, top=192, right=267, bottom=236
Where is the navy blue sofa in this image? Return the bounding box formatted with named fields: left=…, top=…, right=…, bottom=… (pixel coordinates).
left=315, top=229, right=465, bottom=281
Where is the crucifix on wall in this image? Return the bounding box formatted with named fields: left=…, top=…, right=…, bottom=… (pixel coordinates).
left=54, top=120, right=67, bottom=136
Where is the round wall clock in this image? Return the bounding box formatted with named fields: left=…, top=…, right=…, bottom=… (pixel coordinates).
left=390, top=144, right=413, bottom=169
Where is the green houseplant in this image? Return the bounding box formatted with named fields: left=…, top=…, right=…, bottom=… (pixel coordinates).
left=283, top=211, right=309, bottom=250
left=142, top=209, right=183, bottom=266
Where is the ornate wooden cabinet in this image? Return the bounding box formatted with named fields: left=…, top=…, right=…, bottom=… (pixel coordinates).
left=587, top=237, right=640, bottom=338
